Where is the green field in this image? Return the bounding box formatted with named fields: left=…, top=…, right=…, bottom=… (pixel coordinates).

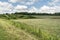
left=0, top=19, right=60, bottom=40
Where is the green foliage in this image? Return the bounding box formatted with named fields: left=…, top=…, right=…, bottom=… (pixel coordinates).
left=0, top=13, right=36, bottom=19
left=0, top=12, right=60, bottom=19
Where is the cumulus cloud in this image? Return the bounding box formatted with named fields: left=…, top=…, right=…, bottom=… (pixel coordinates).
left=0, top=0, right=60, bottom=13
left=15, top=5, right=27, bottom=10
left=52, top=0, right=59, bottom=3
left=9, top=0, right=21, bottom=3
left=41, top=0, right=60, bottom=13
left=49, top=0, right=60, bottom=6
left=0, top=1, right=28, bottom=13
left=39, top=5, right=60, bottom=13
left=0, top=1, right=14, bottom=13
left=9, top=0, right=39, bottom=5
left=14, top=5, right=28, bottom=12
left=28, top=7, right=38, bottom=13
left=39, top=5, right=55, bottom=13
left=28, top=5, right=60, bottom=13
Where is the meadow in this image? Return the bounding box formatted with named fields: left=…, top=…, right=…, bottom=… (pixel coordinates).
left=0, top=18, right=60, bottom=40
left=0, top=12, right=60, bottom=40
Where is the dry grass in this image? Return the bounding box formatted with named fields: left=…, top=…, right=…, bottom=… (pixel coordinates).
left=13, top=19, right=60, bottom=40
left=0, top=19, right=60, bottom=40
left=0, top=19, right=37, bottom=40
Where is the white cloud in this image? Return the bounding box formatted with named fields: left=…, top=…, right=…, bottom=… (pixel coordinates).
left=9, top=0, right=21, bottom=3
left=0, top=1, right=13, bottom=13
left=0, top=1, right=28, bottom=13
left=39, top=5, right=54, bottom=13
left=53, top=6, right=60, bottom=12
left=25, top=5, right=60, bottom=13
left=0, top=0, right=60, bottom=14
left=39, top=5, right=60, bottom=13
left=49, top=0, right=60, bottom=6
left=15, top=5, right=27, bottom=10
left=14, top=5, right=28, bottom=12
left=52, top=0, right=59, bottom=3
left=28, top=7, right=38, bottom=13
left=25, top=0, right=39, bottom=5
left=43, top=0, right=60, bottom=13
left=9, top=0, right=39, bottom=5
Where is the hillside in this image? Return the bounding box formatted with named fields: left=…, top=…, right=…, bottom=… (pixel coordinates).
left=0, top=19, right=60, bottom=40
left=0, top=19, right=37, bottom=40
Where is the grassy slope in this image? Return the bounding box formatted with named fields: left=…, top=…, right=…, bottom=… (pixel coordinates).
left=13, top=19, right=60, bottom=40
left=0, top=19, right=37, bottom=40
left=0, top=19, right=60, bottom=40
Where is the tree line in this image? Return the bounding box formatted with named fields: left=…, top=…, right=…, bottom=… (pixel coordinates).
left=0, top=12, right=60, bottom=19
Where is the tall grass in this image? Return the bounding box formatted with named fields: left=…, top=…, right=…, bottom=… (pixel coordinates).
left=0, top=19, right=59, bottom=40
left=0, top=24, right=19, bottom=40
left=11, top=20, right=59, bottom=40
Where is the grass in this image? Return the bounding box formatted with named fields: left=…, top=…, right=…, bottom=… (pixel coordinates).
left=11, top=19, right=60, bottom=40
left=0, top=19, right=37, bottom=40
left=0, top=19, right=60, bottom=40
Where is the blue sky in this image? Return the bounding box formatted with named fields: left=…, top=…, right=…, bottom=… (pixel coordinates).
left=0, top=0, right=60, bottom=13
